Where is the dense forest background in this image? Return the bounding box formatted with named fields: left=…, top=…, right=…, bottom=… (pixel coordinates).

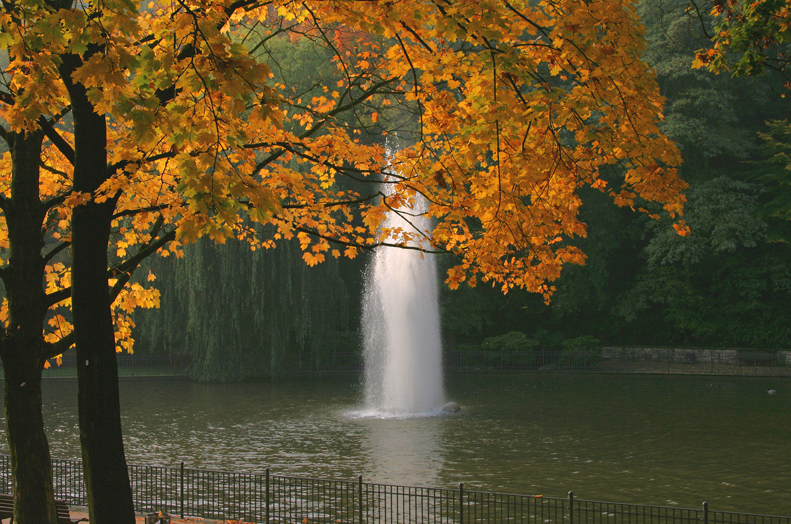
left=133, top=0, right=791, bottom=381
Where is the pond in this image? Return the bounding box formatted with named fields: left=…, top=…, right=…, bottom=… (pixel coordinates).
left=1, top=373, right=789, bottom=515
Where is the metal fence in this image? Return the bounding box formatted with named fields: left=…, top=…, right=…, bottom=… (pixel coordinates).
left=444, top=348, right=791, bottom=377
left=277, top=351, right=363, bottom=375
left=0, top=454, right=788, bottom=524
left=271, top=348, right=791, bottom=377
left=221, top=348, right=791, bottom=377
left=37, top=355, right=190, bottom=379
left=11, top=348, right=789, bottom=379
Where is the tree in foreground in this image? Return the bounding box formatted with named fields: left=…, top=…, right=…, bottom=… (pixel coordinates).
left=0, top=1, right=687, bottom=523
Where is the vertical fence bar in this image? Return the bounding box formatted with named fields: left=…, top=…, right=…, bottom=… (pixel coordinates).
left=1, top=451, right=787, bottom=524
left=352, top=476, right=357, bottom=524
left=358, top=475, right=363, bottom=524
left=180, top=461, right=184, bottom=518
left=265, top=468, right=270, bottom=524
left=568, top=492, right=574, bottom=524
left=459, top=483, right=464, bottom=524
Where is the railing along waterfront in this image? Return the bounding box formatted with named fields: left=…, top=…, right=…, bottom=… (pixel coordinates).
left=270, top=348, right=791, bottom=377
left=445, top=348, right=791, bottom=376
left=0, top=455, right=788, bottom=524
left=37, top=355, right=190, bottom=378
left=9, top=348, right=789, bottom=378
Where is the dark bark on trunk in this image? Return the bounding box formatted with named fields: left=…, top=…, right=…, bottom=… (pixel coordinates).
left=0, top=131, right=59, bottom=524
left=59, top=54, right=136, bottom=524
left=3, top=356, right=57, bottom=524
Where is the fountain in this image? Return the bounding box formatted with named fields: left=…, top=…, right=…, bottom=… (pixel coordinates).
left=361, top=178, right=445, bottom=416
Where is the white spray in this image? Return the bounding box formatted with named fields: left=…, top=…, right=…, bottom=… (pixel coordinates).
left=361, top=176, right=445, bottom=416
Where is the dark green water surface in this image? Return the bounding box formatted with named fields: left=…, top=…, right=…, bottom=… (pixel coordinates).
left=2, top=373, right=789, bottom=514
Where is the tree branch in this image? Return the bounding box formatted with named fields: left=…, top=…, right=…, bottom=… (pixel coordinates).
left=248, top=77, right=396, bottom=176
left=108, top=226, right=176, bottom=303
left=112, top=204, right=170, bottom=220
left=38, top=115, right=75, bottom=165
left=292, top=223, right=448, bottom=255
left=280, top=192, right=382, bottom=210
left=687, top=0, right=713, bottom=39
left=43, top=332, right=75, bottom=360
left=42, top=239, right=71, bottom=266
left=0, top=124, right=9, bottom=147
left=43, top=286, right=71, bottom=312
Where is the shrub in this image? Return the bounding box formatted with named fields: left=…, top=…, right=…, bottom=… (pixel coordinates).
left=481, top=331, right=539, bottom=352
left=559, top=336, right=603, bottom=368
left=561, top=335, right=603, bottom=352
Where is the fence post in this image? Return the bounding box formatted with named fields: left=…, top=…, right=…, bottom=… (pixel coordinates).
left=703, top=501, right=708, bottom=524
left=358, top=475, right=363, bottom=524
left=180, top=461, right=184, bottom=518
left=265, top=468, right=270, bottom=524
left=459, top=482, right=464, bottom=524
left=568, top=491, right=574, bottom=524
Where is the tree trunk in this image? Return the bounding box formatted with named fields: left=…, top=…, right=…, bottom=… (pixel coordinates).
left=2, top=355, right=57, bottom=524
left=0, top=131, right=59, bottom=524
left=60, top=53, right=136, bottom=524
left=72, top=206, right=136, bottom=524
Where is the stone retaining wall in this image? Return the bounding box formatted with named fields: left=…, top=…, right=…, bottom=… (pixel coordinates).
left=602, top=347, right=790, bottom=366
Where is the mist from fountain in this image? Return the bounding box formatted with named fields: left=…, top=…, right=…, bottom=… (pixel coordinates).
left=361, top=181, right=445, bottom=417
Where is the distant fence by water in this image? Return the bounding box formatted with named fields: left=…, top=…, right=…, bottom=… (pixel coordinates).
left=17, top=348, right=791, bottom=379
left=446, top=348, right=791, bottom=377
left=264, top=348, right=791, bottom=377
left=0, top=454, right=787, bottom=524
left=37, top=355, right=190, bottom=378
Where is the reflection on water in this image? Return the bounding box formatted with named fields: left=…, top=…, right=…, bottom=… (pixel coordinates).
left=0, top=374, right=788, bottom=515
left=353, top=413, right=445, bottom=487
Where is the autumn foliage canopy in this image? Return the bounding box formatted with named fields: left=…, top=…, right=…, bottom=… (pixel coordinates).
left=0, top=0, right=687, bottom=351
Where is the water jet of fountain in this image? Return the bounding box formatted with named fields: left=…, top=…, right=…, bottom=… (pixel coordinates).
left=361, top=180, right=445, bottom=416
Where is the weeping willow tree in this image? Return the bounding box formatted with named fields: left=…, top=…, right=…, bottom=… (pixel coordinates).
left=134, top=230, right=360, bottom=382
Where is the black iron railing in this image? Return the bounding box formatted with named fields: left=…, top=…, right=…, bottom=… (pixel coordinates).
left=444, top=348, right=791, bottom=377
left=0, top=454, right=788, bottom=524
left=37, top=355, right=190, bottom=378
left=2, top=349, right=785, bottom=378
